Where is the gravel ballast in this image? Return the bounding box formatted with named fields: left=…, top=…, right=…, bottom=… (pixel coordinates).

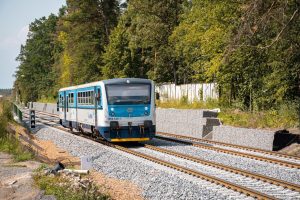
left=133, top=147, right=300, bottom=199
left=157, top=134, right=300, bottom=165
left=32, top=123, right=251, bottom=200
left=145, top=138, right=300, bottom=185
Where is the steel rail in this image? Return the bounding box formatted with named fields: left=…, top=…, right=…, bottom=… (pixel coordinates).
left=143, top=144, right=300, bottom=192
left=31, top=109, right=300, bottom=161
left=157, top=132, right=300, bottom=161
left=22, top=115, right=277, bottom=200
left=23, top=110, right=300, bottom=169
left=155, top=135, right=300, bottom=169
left=28, top=109, right=300, bottom=161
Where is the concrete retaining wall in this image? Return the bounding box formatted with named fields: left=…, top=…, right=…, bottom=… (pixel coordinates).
left=156, top=108, right=220, bottom=138
left=32, top=102, right=58, bottom=115
left=212, top=126, right=275, bottom=151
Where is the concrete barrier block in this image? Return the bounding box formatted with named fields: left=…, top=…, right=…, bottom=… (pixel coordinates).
left=213, top=126, right=275, bottom=151
left=192, top=126, right=203, bottom=138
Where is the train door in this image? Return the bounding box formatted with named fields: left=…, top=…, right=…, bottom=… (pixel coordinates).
left=66, top=93, right=69, bottom=119
left=94, top=86, right=102, bottom=128
left=64, top=91, right=67, bottom=122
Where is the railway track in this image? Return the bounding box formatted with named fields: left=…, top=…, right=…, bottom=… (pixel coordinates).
left=22, top=111, right=300, bottom=199
left=30, top=110, right=300, bottom=160
left=32, top=110, right=300, bottom=161
left=155, top=135, right=300, bottom=169
left=25, top=110, right=300, bottom=168
left=156, top=132, right=300, bottom=162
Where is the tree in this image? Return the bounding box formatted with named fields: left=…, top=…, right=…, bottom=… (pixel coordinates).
left=15, top=14, right=59, bottom=103
left=55, top=0, right=119, bottom=86
left=220, top=0, right=300, bottom=110
left=102, top=0, right=184, bottom=82
left=170, top=0, right=242, bottom=83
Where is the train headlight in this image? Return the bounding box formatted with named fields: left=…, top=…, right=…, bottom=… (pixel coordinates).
left=110, top=112, right=115, bottom=116
left=144, top=111, right=149, bottom=115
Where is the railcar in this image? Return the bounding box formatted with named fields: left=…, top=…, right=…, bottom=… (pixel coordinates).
left=57, top=78, right=156, bottom=142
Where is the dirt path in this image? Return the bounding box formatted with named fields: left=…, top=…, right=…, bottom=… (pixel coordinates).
left=0, top=152, right=56, bottom=200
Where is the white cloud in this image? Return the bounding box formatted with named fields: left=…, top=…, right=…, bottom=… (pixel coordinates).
left=0, top=25, right=29, bottom=48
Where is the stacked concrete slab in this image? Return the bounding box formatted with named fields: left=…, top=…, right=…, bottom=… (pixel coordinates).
left=212, top=126, right=275, bottom=151
left=156, top=108, right=220, bottom=138
left=32, top=102, right=58, bottom=115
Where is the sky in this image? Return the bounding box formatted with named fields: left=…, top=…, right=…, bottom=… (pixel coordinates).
left=0, top=0, right=65, bottom=88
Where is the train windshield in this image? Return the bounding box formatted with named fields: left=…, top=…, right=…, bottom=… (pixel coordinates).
left=106, top=84, right=151, bottom=105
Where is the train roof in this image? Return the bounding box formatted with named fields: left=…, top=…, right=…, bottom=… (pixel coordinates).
left=102, top=78, right=152, bottom=85
left=59, top=78, right=152, bottom=92
left=59, top=81, right=101, bottom=92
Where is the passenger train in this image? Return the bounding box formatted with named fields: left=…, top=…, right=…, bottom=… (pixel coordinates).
left=57, top=78, right=156, bottom=142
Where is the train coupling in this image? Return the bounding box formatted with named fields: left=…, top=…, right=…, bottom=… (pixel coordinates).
left=110, top=121, right=120, bottom=138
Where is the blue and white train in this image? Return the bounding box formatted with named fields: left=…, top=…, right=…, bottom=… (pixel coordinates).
left=57, top=78, right=156, bottom=142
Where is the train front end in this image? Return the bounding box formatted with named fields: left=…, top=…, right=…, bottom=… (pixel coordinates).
left=99, top=78, right=156, bottom=142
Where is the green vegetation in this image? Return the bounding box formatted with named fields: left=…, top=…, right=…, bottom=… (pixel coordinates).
left=0, top=100, right=34, bottom=162
left=14, top=0, right=299, bottom=127
left=33, top=165, right=110, bottom=200
left=157, top=99, right=299, bottom=129
left=37, top=96, right=57, bottom=103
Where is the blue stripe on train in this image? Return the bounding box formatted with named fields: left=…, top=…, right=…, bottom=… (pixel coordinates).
left=107, top=104, right=151, bottom=117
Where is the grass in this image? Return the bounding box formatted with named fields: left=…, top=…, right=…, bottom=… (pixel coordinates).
left=157, top=99, right=299, bottom=129
left=157, top=98, right=219, bottom=110
left=0, top=99, right=34, bottom=162
left=33, top=165, right=110, bottom=200
left=0, top=138, right=34, bottom=162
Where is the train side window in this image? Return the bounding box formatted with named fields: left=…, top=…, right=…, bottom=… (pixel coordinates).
left=77, top=93, right=79, bottom=104
left=69, top=93, right=74, bottom=105
left=97, top=89, right=101, bottom=100
left=85, top=92, right=88, bottom=104
left=82, top=92, right=85, bottom=104
left=85, top=92, right=87, bottom=104
left=97, top=88, right=101, bottom=108
left=91, top=91, right=94, bottom=104
left=79, top=92, right=82, bottom=104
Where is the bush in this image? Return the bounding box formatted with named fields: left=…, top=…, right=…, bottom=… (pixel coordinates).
left=0, top=99, right=34, bottom=161
left=33, top=166, right=110, bottom=200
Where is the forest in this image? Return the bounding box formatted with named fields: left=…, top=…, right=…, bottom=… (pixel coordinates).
left=14, top=0, right=299, bottom=113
